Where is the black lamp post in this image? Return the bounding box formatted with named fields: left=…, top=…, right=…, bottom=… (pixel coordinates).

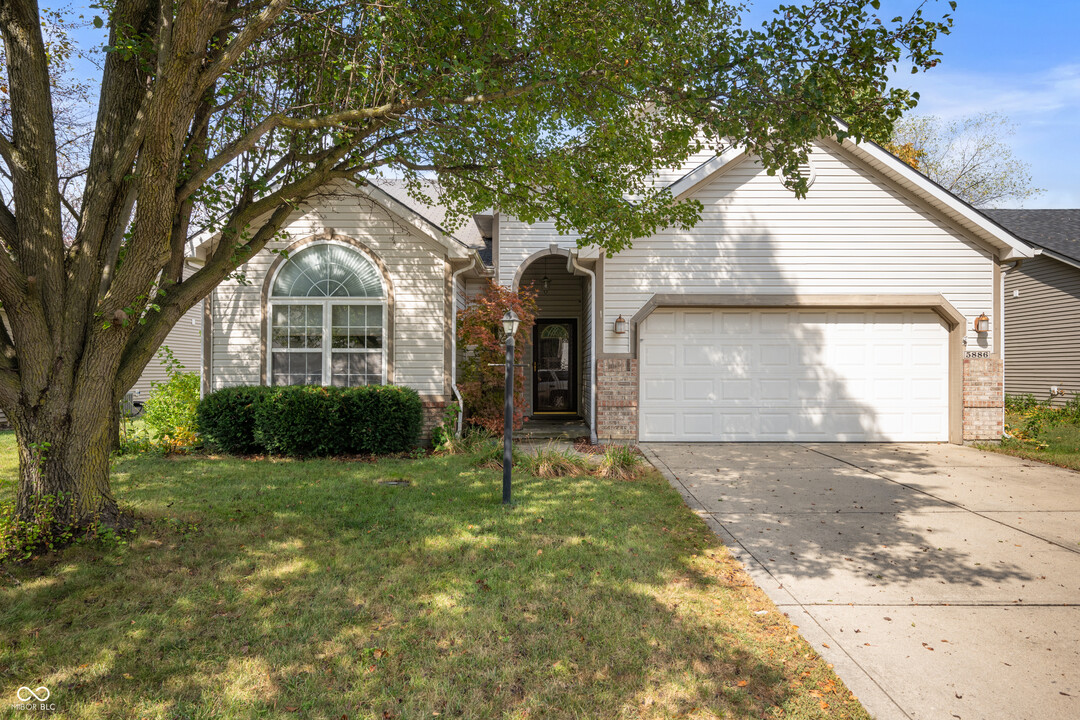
left=501, top=309, right=521, bottom=505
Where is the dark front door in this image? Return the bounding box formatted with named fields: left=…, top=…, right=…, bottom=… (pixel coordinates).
left=533, top=320, right=576, bottom=413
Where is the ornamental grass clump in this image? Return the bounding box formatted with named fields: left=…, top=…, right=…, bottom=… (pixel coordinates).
left=521, top=444, right=592, bottom=478
left=595, top=444, right=644, bottom=480
left=472, top=439, right=525, bottom=470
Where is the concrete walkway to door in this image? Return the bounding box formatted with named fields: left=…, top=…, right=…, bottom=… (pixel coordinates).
left=642, top=442, right=1080, bottom=720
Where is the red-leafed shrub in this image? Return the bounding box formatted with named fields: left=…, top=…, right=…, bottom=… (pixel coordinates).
left=457, top=280, right=538, bottom=434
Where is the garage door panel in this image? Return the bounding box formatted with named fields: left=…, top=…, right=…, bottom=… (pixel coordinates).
left=639, top=308, right=949, bottom=442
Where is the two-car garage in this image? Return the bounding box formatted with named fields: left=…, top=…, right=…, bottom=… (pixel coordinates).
left=638, top=306, right=952, bottom=442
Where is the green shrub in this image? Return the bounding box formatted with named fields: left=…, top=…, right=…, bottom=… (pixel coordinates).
left=254, top=385, right=344, bottom=457
left=198, top=383, right=422, bottom=458
left=336, top=385, right=423, bottom=455
left=1005, top=394, right=1042, bottom=413
left=431, top=402, right=460, bottom=451
left=472, top=438, right=525, bottom=470
left=1017, top=393, right=1080, bottom=436
left=137, top=346, right=201, bottom=452
left=196, top=385, right=274, bottom=454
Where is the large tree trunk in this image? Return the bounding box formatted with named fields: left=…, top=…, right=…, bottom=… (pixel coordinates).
left=11, top=391, right=127, bottom=529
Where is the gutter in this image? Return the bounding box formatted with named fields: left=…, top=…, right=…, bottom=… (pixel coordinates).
left=568, top=252, right=599, bottom=445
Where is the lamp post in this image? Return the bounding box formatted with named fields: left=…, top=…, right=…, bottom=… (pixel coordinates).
left=501, top=309, right=521, bottom=505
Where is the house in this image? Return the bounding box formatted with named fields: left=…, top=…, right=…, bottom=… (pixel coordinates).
left=984, top=210, right=1080, bottom=405
left=199, top=136, right=1034, bottom=444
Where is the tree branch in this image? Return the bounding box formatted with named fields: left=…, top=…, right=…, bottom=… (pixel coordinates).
left=196, top=0, right=293, bottom=95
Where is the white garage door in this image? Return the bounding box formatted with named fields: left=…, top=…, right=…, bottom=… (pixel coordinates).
left=639, top=308, right=949, bottom=442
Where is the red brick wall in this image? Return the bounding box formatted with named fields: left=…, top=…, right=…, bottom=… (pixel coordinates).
left=963, top=356, right=1004, bottom=441
left=420, top=399, right=448, bottom=446
left=597, top=358, right=638, bottom=441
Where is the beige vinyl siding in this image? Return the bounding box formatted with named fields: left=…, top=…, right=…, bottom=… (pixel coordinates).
left=496, top=143, right=997, bottom=358
left=210, top=180, right=449, bottom=396
left=599, top=142, right=995, bottom=354
left=1004, top=255, right=1080, bottom=403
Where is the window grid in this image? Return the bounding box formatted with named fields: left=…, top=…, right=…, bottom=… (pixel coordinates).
left=268, top=242, right=387, bottom=388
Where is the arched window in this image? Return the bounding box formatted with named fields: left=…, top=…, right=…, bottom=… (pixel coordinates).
left=268, top=242, right=386, bottom=387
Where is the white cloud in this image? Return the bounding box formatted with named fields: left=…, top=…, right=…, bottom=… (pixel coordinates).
left=902, top=63, right=1080, bottom=121
left=896, top=64, right=1080, bottom=208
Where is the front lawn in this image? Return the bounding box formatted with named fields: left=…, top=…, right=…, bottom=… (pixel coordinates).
left=0, top=434, right=866, bottom=719
left=983, top=414, right=1080, bottom=471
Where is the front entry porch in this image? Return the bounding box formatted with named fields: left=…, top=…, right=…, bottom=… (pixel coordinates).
left=516, top=254, right=594, bottom=440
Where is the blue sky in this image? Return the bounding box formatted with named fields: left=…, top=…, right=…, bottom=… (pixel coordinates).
left=748, top=0, right=1080, bottom=207
left=46, top=0, right=1078, bottom=207
left=887, top=0, right=1080, bottom=207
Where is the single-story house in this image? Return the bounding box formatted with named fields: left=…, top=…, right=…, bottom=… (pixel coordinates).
left=198, top=135, right=1035, bottom=444
left=985, top=209, right=1080, bottom=405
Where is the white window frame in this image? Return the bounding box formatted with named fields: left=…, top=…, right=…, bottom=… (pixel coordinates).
left=266, top=241, right=388, bottom=387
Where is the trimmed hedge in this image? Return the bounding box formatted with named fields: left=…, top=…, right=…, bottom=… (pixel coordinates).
left=196, top=385, right=274, bottom=454
left=196, top=384, right=422, bottom=458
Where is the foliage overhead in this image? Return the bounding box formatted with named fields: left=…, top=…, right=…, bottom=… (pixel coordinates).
left=887, top=112, right=1044, bottom=207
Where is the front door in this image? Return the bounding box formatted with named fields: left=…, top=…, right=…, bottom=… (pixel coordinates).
left=533, top=320, right=576, bottom=414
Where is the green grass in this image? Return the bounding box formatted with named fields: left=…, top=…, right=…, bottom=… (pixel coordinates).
left=0, top=432, right=867, bottom=719
left=982, top=415, right=1080, bottom=471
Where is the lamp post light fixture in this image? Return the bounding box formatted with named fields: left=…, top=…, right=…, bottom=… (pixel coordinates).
left=501, top=309, right=521, bottom=505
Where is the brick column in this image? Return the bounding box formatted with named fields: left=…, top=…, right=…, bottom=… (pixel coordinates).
left=420, top=398, right=448, bottom=446
left=963, top=357, right=1004, bottom=441
left=597, top=358, right=638, bottom=442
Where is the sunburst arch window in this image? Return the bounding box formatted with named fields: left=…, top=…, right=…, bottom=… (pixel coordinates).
left=268, top=242, right=387, bottom=387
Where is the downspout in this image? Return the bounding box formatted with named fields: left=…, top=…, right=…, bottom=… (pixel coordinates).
left=451, top=254, right=479, bottom=436
left=569, top=252, right=598, bottom=445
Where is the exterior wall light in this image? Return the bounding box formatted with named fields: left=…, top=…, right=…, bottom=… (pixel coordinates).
left=974, top=312, right=990, bottom=334
left=613, top=314, right=628, bottom=334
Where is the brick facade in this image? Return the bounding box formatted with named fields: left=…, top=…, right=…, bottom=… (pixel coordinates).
left=420, top=399, right=448, bottom=446
left=963, top=356, right=1004, bottom=441
left=597, top=358, right=638, bottom=441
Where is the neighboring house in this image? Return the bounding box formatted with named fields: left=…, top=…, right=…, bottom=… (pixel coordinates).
left=199, top=136, right=1034, bottom=444
left=984, top=209, right=1080, bottom=405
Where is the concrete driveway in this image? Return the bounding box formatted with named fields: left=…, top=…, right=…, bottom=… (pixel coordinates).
left=642, top=443, right=1080, bottom=720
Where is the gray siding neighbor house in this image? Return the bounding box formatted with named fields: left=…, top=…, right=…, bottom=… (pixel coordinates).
left=986, top=210, right=1080, bottom=405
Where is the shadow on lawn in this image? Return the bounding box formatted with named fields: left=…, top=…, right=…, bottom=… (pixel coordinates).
left=0, top=454, right=837, bottom=719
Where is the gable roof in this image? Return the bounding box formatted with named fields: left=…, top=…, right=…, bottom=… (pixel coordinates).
left=983, top=209, right=1080, bottom=266
left=664, top=128, right=1035, bottom=262
left=192, top=179, right=483, bottom=263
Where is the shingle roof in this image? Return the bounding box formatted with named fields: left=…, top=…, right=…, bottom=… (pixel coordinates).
left=984, top=209, right=1080, bottom=264
left=370, top=178, right=487, bottom=250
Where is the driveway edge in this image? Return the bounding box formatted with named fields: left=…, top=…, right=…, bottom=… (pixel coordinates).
left=640, top=444, right=909, bottom=720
